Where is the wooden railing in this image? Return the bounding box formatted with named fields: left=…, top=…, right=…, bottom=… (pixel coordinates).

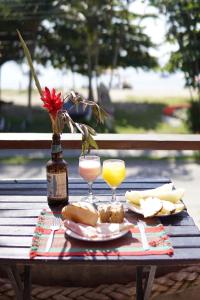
left=0, top=132, right=200, bottom=150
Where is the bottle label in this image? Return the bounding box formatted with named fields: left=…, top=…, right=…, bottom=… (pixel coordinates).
left=51, top=144, right=62, bottom=154
left=47, top=173, right=67, bottom=199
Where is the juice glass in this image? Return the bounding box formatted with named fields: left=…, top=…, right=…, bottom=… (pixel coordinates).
left=79, top=155, right=101, bottom=203
left=102, top=159, right=126, bottom=202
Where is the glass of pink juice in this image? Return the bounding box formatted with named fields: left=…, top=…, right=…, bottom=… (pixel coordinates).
left=79, top=155, right=101, bottom=203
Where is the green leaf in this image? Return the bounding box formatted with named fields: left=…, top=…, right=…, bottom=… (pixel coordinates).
left=99, top=107, right=109, bottom=123
left=88, top=134, right=98, bottom=150
left=17, top=30, right=42, bottom=96
left=81, top=139, right=90, bottom=155
left=80, top=124, right=89, bottom=141
left=87, top=125, right=96, bottom=135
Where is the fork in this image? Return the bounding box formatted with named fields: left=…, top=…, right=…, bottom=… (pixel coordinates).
left=137, top=219, right=150, bottom=251
left=45, top=216, right=61, bottom=252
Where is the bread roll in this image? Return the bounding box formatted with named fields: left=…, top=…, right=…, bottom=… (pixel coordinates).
left=98, top=204, right=111, bottom=223
left=110, top=203, right=124, bottom=223
left=98, top=203, right=124, bottom=223
left=62, top=202, right=98, bottom=227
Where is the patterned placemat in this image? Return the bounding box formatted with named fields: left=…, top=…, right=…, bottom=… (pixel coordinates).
left=30, top=209, right=173, bottom=258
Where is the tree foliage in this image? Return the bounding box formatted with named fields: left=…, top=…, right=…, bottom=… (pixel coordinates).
left=150, top=0, right=200, bottom=132
left=0, top=0, right=62, bottom=109
left=0, top=0, right=61, bottom=66
left=0, top=1, right=158, bottom=103
left=36, top=0, right=158, bottom=98
left=150, top=0, right=200, bottom=98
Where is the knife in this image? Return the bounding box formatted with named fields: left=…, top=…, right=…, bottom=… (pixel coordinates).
left=137, top=220, right=150, bottom=251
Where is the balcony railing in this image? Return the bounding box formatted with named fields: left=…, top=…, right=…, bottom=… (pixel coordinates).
left=0, top=133, right=200, bottom=150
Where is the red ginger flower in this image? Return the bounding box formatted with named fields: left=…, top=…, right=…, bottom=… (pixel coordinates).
left=41, top=87, right=63, bottom=119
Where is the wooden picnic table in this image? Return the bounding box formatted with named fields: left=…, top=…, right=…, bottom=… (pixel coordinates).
left=0, top=177, right=200, bottom=300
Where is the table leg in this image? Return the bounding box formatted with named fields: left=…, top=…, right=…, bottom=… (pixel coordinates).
left=144, top=266, right=157, bottom=300
left=136, top=266, right=157, bottom=300
left=23, top=265, right=32, bottom=300
left=6, top=265, right=31, bottom=300
left=136, top=266, right=144, bottom=300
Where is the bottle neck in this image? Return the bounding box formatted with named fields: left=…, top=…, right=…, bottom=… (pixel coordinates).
left=51, top=133, right=63, bottom=160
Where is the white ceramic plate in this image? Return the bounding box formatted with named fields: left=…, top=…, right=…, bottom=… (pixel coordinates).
left=127, top=202, right=185, bottom=218
left=65, top=226, right=129, bottom=242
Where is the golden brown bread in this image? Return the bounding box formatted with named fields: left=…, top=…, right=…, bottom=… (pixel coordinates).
left=98, top=203, right=124, bottom=223
left=98, top=204, right=111, bottom=222
left=110, top=204, right=124, bottom=223
left=61, top=202, right=98, bottom=226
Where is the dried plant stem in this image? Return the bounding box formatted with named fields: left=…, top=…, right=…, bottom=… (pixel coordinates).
left=50, top=115, right=59, bottom=134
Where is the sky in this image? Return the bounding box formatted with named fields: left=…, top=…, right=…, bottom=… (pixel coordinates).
left=0, top=1, right=188, bottom=97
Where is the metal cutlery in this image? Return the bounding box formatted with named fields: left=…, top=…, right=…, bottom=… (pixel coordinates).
left=137, top=219, right=150, bottom=251
left=45, top=216, right=61, bottom=252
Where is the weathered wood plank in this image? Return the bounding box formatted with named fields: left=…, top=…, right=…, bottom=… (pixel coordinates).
left=0, top=203, right=192, bottom=228
left=0, top=195, right=119, bottom=203
left=161, top=211, right=194, bottom=226
left=0, top=210, right=42, bottom=217
left=0, top=181, right=171, bottom=191
left=0, top=236, right=32, bottom=247
left=0, top=226, right=34, bottom=236
left=1, top=248, right=200, bottom=265
left=0, top=189, right=162, bottom=196
left=171, top=237, right=200, bottom=248
left=0, top=196, right=47, bottom=203
left=166, top=225, right=200, bottom=236
left=1, top=235, right=200, bottom=249
left=0, top=210, right=193, bottom=227
left=0, top=203, right=48, bottom=209
left=0, top=218, right=37, bottom=226
left=0, top=178, right=170, bottom=184
left=0, top=225, right=198, bottom=237
left=0, top=195, right=121, bottom=203
left=0, top=248, right=30, bottom=260
left=0, top=180, right=171, bottom=198
left=0, top=133, right=200, bottom=150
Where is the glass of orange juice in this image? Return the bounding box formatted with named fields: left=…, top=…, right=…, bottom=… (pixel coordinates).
left=102, top=159, right=126, bottom=202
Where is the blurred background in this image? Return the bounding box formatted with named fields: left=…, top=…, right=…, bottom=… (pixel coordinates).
left=0, top=0, right=199, bottom=134
left=0, top=0, right=200, bottom=226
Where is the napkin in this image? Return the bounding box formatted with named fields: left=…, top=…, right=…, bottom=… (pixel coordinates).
left=64, top=219, right=134, bottom=238
left=30, top=209, right=174, bottom=258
